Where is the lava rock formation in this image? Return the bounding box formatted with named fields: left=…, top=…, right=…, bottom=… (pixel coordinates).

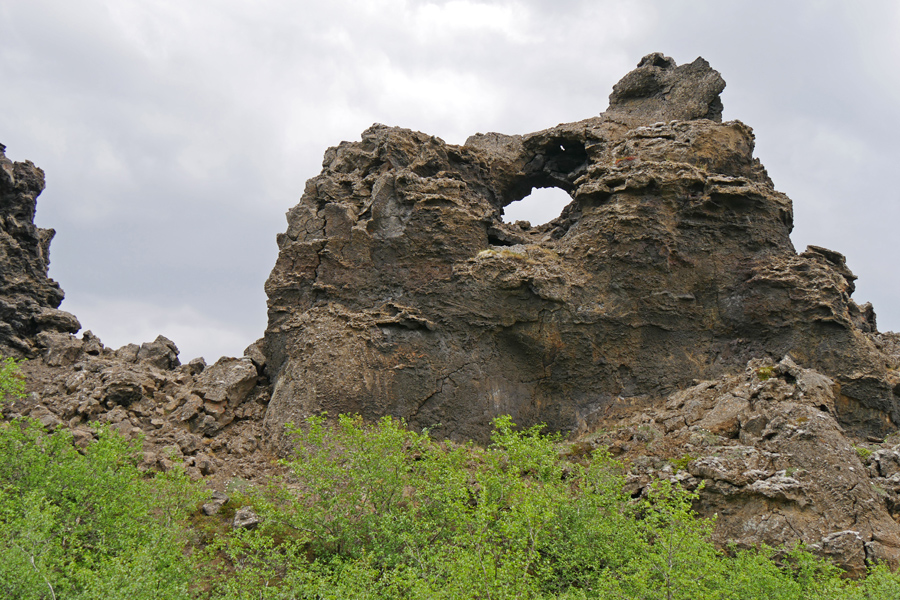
left=0, top=143, right=80, bottom=358
left=263, top=53, right=898, bottom=443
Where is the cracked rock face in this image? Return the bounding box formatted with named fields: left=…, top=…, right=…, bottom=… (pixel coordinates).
left=0, top=143, right=80, bottom=357
left=263, top=53, right=898, bottom=443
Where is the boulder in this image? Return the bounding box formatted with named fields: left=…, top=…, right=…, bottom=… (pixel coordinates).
left=232, top=506, right=260, bottom=530
left=137, top=335, right=180, bottom=370
left=195, top=357, right=258, bottom=408
left=588, top=357, right=900, bottom=577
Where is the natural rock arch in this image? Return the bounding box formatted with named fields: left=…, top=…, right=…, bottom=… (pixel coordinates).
left=262, top=54, right=896, bottom=445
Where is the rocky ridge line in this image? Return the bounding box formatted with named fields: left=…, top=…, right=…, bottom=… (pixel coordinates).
left=0, top=143, right=80, bottom=357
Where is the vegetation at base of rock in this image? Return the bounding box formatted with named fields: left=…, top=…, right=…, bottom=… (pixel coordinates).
left=0, top=419, right=199, bottom=599
left=0, top=356, right=898, bottom=599
left=2, top=408, right=900, bottom=597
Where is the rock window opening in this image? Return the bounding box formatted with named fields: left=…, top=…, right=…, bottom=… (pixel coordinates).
left=501, top=186, right=572, bottom=227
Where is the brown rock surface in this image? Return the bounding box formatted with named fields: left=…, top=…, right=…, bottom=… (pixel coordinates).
left=5, top=332, right=276, bottom=486
left=0, top=143, right=79, bottom=357
left=262, top=53, right=897, bottom=444
left=585, top=356, right=900, bottom=577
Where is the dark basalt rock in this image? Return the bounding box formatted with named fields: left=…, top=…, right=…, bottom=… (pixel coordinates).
left=0, top=143, right=80, bottom=357
left=263, top=54, right=898, bottom=443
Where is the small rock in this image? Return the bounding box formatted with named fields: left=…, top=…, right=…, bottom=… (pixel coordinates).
left=81, top=330, right=104, bottom=355
left=185, top=357, right=207, bottom=375
left=37, top=332, right=83, bottom=366
left=102, top=370, right=143, bottom=407
left=173, top=394, right=203, bottom=421
left=201, top=490, right=229, bottom=515
left=227, top=433, right=258, bottom=457
left=243, top=338, right=266, bottom=374
left=194, top=453, right=217, bottom=475
left=137, top=335, right=180, bottom=370
left=232, top=506, right=260, bottom=530
left=33, top=308, right=81, bottom=333
left=115, top=343, right=140, bottom=362
left=194, top=413, right=222, bottom=437
left=196, top=357, right=258, bottom=408
left=174, top=429, right=201, bottom=455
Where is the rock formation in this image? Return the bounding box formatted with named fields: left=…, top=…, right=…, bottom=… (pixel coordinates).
left=591, top=350, right=900, bottom=577
left=0, top=144, right=80, bottom=357
left=4, top=52, right=900, bottom=575
left=7, top=331, right=274, bottom=484
left=263, top=53, right=897, bottom=445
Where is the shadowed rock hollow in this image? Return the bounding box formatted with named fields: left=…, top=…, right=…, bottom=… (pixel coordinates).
left=263, top=53, right=899, bottom=444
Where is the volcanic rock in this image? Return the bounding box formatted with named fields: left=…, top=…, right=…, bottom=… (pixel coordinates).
left=0, top=143, right=80, bottom=357
left=262, top=53, right=897, bottom=444
left=4, top=52, right=900, bottom=575
left=590, top=356, right=900, bottom=576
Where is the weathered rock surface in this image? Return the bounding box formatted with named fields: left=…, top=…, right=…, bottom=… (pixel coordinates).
left=263, top=53, right=897, bottom=444
left=585, top=356, right=900, bottom=577
left=5, top=332, right=275, bottom=485
left=0, top=143, right=80, bottom=357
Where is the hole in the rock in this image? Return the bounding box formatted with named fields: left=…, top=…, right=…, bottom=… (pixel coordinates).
left=502, top=187, right=572, bottom=226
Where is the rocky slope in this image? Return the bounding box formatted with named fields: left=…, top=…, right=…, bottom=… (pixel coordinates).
left=4, top=53, right=900, bottom=575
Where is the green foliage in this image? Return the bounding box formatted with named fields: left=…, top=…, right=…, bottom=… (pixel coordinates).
left=0, top=419, right=201, bottom=599
left=669, top=453, right=696, bottom=473
left=854, top=445, right=874, bottom=461
left=0, top=357, right=26, bottom=404
left=200, top=414, right=900, bottom=599
left=5, top=404, right=900, bottom=599
left=756, top=366, right=774, bottom=381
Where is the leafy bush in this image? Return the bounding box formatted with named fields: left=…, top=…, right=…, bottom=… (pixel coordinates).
left=0, top=357, right=26, bottom=405
left=0, top=419, right=202, bottom=599
left=201, top=414, right=900, bottom=599
left=3, top=385, right=900, bottom=599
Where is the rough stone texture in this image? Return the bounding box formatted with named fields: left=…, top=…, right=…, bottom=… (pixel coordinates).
left=263, top=54, right=897, bottom=444
left=232, top=506, right=260, bottom=530
left=584, top=356, right=900, bottom=577
left=0, top=143, right=80, bottom=357
left=6, top=333, right=275, bottom=486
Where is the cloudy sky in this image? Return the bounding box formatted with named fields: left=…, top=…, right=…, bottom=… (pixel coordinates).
left=2, top=0, right=898, bottom=362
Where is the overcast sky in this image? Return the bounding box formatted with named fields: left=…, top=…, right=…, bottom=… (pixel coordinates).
left=2, top=0, right=898, bottom=362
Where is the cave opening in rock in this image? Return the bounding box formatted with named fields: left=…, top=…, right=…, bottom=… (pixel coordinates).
left=501, top=186, right=572, bottom=226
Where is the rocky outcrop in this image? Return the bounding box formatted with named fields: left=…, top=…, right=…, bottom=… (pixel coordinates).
left=4, top=52, right=900, bottom=575
left=586, top=356, right=900, bottom=577
left=263, top=53, right=897, bottom=444
left=5, top=332, right=274, bottom=484
left=0, top=143, right=80, bottom=357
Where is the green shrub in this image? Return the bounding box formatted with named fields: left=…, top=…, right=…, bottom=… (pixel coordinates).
left=0, top=357, right=26, bottom=405
left=0, top=419, right=203, bottom=599
left=5, top=394, right=900, bottom=598
left=202, top=413, right=900, bottom=599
